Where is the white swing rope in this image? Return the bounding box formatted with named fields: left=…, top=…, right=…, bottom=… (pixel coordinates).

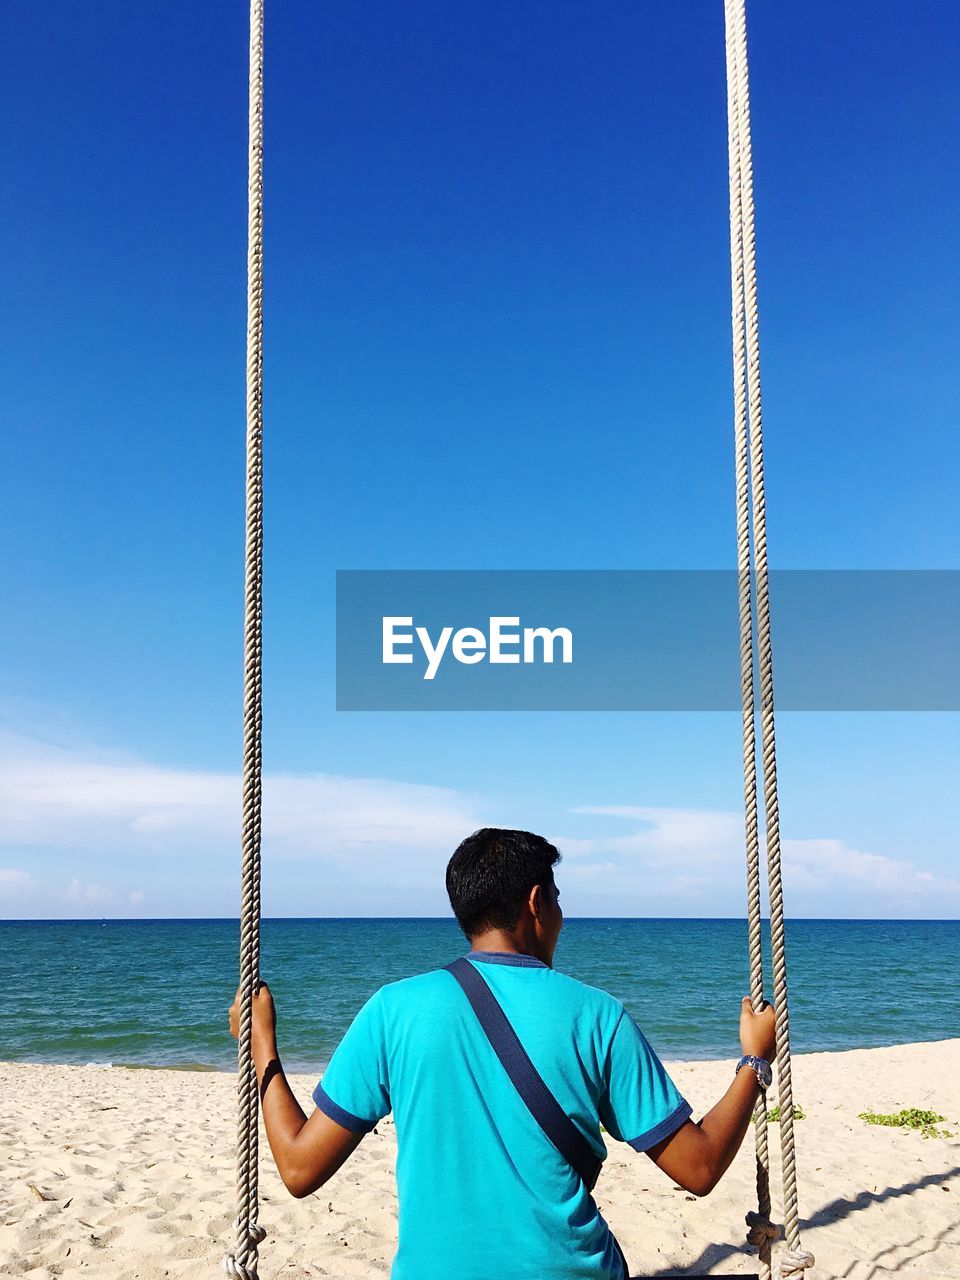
left=222, top=0, right=266, bottom=1276
left=217, top=4, right=814, bottom=1276
left=723, top=2, right=814, bottom=1278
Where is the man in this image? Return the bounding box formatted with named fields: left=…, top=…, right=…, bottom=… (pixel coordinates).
left=230, top=828, right=776, bottom=1279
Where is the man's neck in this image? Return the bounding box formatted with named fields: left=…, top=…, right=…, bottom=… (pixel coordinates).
left=469, top=929, right=551, bottom=966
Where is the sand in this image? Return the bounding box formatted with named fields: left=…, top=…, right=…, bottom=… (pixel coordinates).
left=1, top=1041, right=958, bottom=1279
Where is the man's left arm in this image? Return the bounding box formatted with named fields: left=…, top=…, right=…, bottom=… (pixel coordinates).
left=229, top=984, right=364, bottom=1198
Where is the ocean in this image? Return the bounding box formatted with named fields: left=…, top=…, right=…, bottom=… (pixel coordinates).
left=1, top=918, right=957, bottom=1074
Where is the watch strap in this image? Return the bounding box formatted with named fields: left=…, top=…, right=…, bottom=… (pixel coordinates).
left=736, top=1054, right=772, bottom=1090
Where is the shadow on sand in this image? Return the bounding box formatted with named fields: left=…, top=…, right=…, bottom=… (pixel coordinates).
left=632, top=1165, right=960, bottom=1280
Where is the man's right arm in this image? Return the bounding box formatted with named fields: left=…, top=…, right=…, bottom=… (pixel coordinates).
left=229, top=983, right=369, bottom=1198
left=646, top=997, right=776, bottom=1197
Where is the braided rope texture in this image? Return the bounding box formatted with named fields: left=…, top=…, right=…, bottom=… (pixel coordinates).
left=723, top=0, right=813, bottom=1276
left=722, top=2, right=772, bottom=1274
left=219, top=6, right=812, bottom=1279
left=222, top=0, right=266, bottom=1276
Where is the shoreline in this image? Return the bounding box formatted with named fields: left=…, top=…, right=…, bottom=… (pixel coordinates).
left=3, top=1034, right=960, bottom=1076
left=8, top=921, right=958, bottom=1084
left=2, top=1040, right=959, bottom=1277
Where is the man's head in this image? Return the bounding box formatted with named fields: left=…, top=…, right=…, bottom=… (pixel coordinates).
left=445, top=828, right=563, bottom=963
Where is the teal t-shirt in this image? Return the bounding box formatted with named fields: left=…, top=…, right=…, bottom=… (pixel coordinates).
left=313, top=951, right=691, bottom=1280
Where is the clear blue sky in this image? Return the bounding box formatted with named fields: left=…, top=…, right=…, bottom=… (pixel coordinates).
left=2, top=1, right=958, bottom=919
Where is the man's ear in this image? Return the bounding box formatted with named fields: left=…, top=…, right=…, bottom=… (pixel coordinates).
left=529, top=882, right=543, bottom=921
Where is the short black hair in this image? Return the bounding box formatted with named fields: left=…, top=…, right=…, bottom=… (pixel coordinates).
left=445, top=828, right=561, bottom=939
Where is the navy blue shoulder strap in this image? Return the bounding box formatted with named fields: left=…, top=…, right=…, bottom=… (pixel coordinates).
left=445, top=956, right=602, bottom=1192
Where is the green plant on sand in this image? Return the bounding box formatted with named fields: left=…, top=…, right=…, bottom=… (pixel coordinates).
left=858, top=1108, right=954, bottom=1139
left=765, top=1103, right=806, bottom=1123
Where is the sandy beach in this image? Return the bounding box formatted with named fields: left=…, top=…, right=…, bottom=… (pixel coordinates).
left=1, top=1040, right=958, bottom=1279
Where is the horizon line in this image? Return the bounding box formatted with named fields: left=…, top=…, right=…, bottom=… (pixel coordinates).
left=2, top=915, right=959, bottom=925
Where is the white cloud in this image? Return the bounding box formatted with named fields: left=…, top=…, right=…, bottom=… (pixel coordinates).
left=561, top=861, right=618, bottom=880
left=0, top=868, right=35, bottom=899
left=782, top=837, right=960, bottom=901
left=0, top=729, right=481, bottom=865
left=570, top=805, right=743, bottom=865
left=65, top=878, right=114, bottom=905
left=668, top=873, right=717, bottom=896
left=553, top=805, right=960, bottom=916
left=2, top=725, right=955, bottom=918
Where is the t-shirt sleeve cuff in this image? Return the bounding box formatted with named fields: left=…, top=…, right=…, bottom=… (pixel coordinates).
left=313, top=1082, right=377, bottom=1134
left=626, top=1099, right=693, bottom=1152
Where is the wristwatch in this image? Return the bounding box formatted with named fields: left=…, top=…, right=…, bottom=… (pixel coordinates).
left=736, top=1054, right=773, bottom=1091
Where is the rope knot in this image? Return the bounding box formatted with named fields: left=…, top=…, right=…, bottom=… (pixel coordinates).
left=231, top=1216, right=267, bottom=1246
left=221, top=1254, right=257, bottom=1279
left=745, top=1211, right=782, bottom=1247
left=222, top=1219, right=267, bottom=1277
left=774, top=1247, right=815, bottom=1280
